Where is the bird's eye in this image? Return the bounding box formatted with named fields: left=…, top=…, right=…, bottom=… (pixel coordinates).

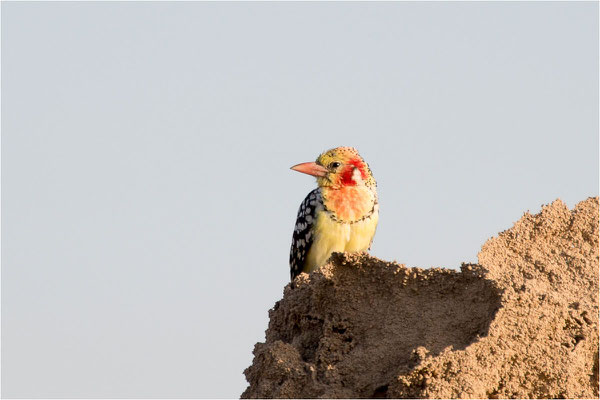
left=329, top=162, right=341, bottom=169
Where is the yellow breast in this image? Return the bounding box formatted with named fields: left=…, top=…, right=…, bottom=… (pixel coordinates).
left=303, top=206, right=379, bottom=274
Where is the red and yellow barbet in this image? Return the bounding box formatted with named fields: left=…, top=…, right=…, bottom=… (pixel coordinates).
left=289, top=147, right=379, bottom=281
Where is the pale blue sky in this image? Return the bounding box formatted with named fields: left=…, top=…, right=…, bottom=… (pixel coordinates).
left=2, top=2, right=598, bottom=398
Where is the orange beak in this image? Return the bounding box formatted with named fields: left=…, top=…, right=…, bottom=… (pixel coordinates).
left=290, top=162, right=328, bottom=177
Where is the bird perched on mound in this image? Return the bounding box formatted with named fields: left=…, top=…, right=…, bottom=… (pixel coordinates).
left=289, top=147, right=379, bottom=281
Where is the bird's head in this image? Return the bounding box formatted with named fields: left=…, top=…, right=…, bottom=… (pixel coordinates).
left=291, top=147, right=376, bottom=189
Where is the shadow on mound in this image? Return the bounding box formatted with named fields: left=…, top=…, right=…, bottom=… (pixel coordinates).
left=244, top=254, right=502, bottom=398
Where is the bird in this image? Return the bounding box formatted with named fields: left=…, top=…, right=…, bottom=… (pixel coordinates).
left=289, top=147, right=379, bottom=281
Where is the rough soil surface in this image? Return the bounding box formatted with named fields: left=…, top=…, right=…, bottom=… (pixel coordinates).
left=242, top=197, right=599, bottom=399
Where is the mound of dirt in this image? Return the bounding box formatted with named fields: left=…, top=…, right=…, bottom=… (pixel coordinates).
left=242, top=197, right=599, bottom=399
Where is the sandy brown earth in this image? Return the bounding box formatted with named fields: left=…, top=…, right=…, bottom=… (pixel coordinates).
left=242, top=197, right=599, bottom=399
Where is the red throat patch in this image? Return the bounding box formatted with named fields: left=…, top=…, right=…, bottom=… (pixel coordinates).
left=323, top=185, right=374, bottom=221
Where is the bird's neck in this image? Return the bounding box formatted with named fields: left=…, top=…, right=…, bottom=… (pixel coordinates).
left=321, top=185, right=377, bottom=223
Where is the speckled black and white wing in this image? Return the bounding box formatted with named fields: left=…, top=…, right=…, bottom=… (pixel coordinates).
left=289, top=188, right=320, bottom=281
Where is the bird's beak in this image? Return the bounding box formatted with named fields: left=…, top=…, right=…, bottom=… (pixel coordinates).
left=290, top=162, right=328, bottom=177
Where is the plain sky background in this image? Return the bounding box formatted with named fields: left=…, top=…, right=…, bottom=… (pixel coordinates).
left=2, top=1, right=598, bottom=398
